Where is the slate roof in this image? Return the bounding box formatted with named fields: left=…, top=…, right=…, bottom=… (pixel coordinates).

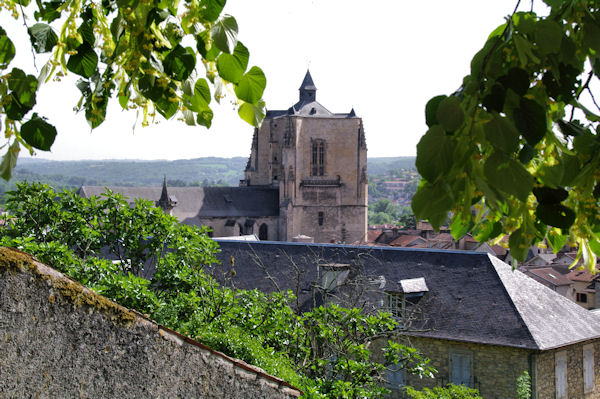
left=526, top=267, right=572, bottom=287
left=213, top=240, right=600, bottom=351
left=77, top=186, right=279, bottom=224
left=265, top=71, right=356, bottom=119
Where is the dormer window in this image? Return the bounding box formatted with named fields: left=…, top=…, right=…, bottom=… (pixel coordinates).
left=386, top=277, right=428, bottom=321
left=311, top=139, right=325, bottom=176
left=319, top=263, right=350, bottom=292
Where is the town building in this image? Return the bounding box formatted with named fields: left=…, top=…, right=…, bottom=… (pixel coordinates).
left=78, top=71, right=368, bottom=244
left=212, top=240, right=600, bottom=399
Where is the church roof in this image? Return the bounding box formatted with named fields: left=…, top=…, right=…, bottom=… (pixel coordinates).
left=213, top=241, right=600, bottom=351
left=265, top=71, right=357, bottom=119
left=77, top=186, right=279, bottom=225
left=299, top=70, right=317, bottom=91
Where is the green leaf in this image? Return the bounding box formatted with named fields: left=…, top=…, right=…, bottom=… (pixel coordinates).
left=238, top=100, right=265, bottom=127
left=197, top=108, right=214, bottom=128
left=216, top=41, right=249, bottom=84
left=435, top=96, right=464, bottom=132
left=537, top=162, right=564, bottom=187
left=583, top=16, right=600, bottom=53
left=517, top=144, right=535, bottom=164
left=198, top=0, right=226, bottom=22
left=8, top=68, right=37, bottom=107
left=411, top=181, right=454, bottom=230
left=138, top=74, right=163, bottom=102
left=20, top=114, right=57, bottom=151
left=450, top=213, right=473, bottom=241
left=508, top=225, right=533, bottom=262
left=573, top=131, right=599, bottom=155
left=484, top=152, right=533, bottom=201
left=558, top=120, right=588, bottom=137
left=234, top=66, right=266, bottom=104
left=473, top=219, right=502, bottom=242
left=0, top=26, right=16, bottom=67
left=536, top=203, right=575, bottom=229
left=28, top=23, right=58, bottom=53
left=33, top=0, right=62, bottom=23
left=5, top=68, right=37, bottom=119
left=547, top=228, right=568, bottom=253
left=163, top=45, right=196, bottom=81
left=512, top=98, right=546, bottom=146
left=416, top=125, right=455, bottom=182
left=482, top=83, right=506, bottom=113
left=425, top=95, right=446, bottom=128
left=484, top=113, right=519, bottom=153
left=0, top=141, right=19, bottom=181
left=194, top=78, right=211, bottom=105
left=533, top=186, right=568, bottom=204
left=196, top=30, right=220, bottom=62
left=66, top=42, right=98, bottom=78
left=498, top=67, right=530, bottom=96
left=155, top=96, right=178, bottom=119
left=211, top=15, right=238, bottom=54
left=534, top=19, right=562, bottom=55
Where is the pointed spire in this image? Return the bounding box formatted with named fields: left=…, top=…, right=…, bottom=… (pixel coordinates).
left=159, top=175, right=169, bottom=203
left=348, top=108, right=356, bottom=117
left=299, top=70, right=317, bottom=102
left=156, top=175, right=177, bottom=213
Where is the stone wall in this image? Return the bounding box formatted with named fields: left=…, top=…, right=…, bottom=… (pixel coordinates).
left=534, top=339, right=600, bottom=399
left=372, top=336, right=531, bottom=399
left=0, top=247, right=300, bottom=399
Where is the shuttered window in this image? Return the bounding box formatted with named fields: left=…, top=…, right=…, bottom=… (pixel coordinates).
left=584, top=344, right=594, bottom=393
left=555, top=350, right=567, bottom=399
left=449, top=351, right=472, bottom=387
left=386, top=364, right=404, bottom=390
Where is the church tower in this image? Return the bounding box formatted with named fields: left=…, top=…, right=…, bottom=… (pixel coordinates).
left=243, top=71, right=368, bottom=243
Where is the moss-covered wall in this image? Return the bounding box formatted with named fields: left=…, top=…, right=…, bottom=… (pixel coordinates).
left=0, top=247, right=300, bottom=399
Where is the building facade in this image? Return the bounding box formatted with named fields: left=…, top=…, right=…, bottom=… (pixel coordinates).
left=242, top=71, right=368, bottom=243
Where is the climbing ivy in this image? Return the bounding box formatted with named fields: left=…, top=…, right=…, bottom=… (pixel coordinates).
left=413, top=0, right=600, bottom=269
left=0, top=0, right=266, bottom=179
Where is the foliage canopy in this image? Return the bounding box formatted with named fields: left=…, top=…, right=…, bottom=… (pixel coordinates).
left=1, top=182, right=439, bottom=398
left=0, top=0, right=266, bottom=179
left=414, top=0, right=600, bottom=269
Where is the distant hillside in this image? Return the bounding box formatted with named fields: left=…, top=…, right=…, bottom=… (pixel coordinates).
left=0, top=156, right=416, bottom=201
left=366, top=157, right=415, bottom=176
left=14, top=157, right=249, bottom=186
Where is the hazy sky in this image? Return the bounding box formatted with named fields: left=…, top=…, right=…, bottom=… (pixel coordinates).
left=12, top=1, right=542, bottom=161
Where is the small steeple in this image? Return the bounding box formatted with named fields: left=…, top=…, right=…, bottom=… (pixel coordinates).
left=156, top=175, right=177, bottom=214
left=299, top=70, right=317, bottom=103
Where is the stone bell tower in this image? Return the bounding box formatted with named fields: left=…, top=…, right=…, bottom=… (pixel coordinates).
left=243, top=71, right=368, bottom=244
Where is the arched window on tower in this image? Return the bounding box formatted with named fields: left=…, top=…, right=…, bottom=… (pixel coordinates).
left=259, top=223, right=268, bottom=240
left=311, top=139, right=325, bottom=176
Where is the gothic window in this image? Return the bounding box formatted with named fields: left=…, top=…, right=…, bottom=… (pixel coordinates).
left=318, top=211, right=324, bottom=226
left=311, top=140, right=325, bottom=176
left=259, top=224, right=268, bottom=240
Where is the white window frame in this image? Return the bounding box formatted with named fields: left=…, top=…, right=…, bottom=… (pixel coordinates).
left=584, top=344, right=594, bottom=393
left=555, top=350, right=567, bottom=399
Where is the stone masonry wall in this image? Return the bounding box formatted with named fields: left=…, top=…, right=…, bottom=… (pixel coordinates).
left=0, top=247, right=300, bottom=399
left=534, top=339, right=600, bottom=399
